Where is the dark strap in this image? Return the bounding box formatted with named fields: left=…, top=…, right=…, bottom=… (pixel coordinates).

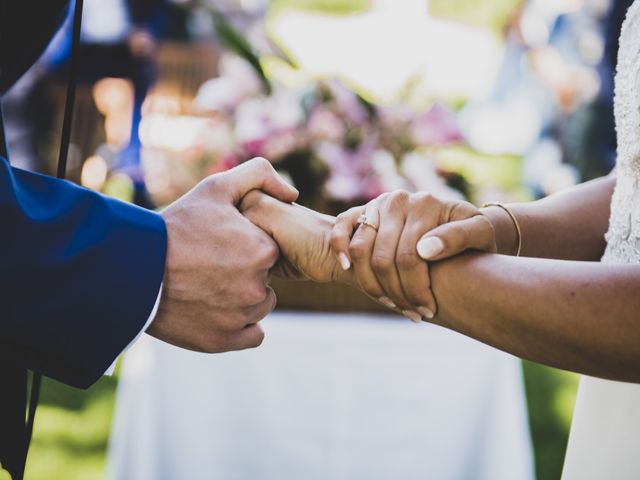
left=0, top=0, right=84, bottom=478
left=57, top=0, right=84, bottom=178
left=0, top=351, right=28, bottom=480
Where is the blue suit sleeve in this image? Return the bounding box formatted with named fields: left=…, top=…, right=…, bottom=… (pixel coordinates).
left=0, top=160, right=167, bottom=389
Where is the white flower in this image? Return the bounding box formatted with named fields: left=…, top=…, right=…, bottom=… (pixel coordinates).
left=194, top=77, right=245, bottom=113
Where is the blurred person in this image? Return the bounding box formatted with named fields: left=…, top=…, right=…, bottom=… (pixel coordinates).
left=461, top=0, right=624, bottom=196
left=0, top=2, right=299, bottom=480
left=588, top=0, right=636, bottom=176
left=1, top=65, right=57, bottom=174
left=50, top=0, right=168, bottom=208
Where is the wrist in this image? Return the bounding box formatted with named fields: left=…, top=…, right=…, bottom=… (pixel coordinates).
left=480, top=205, right=519, bottom=256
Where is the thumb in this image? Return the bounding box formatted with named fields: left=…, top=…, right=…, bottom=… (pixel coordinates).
left=416, top=215, right=496, bottom=261
left=239, top=190, right=278, bottom=236
left=222, top=157, right=298, bottom=204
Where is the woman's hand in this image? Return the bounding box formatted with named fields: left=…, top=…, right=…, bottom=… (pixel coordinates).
left=330, top=191, right=498, bottom=322
left=240, top=190, right=355, bottom=285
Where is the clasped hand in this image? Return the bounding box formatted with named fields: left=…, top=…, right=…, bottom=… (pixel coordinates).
left=241, top=189, right=499, bottom=323
left=149, top=157, right=501, bottom=356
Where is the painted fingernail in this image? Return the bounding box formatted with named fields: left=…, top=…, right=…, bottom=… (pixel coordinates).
left=338, top=252, right=351, bottom=271
left=417, top=236, right=445, bottom=260
left=403, top=310, right=422, bottom=323
left=379, top=297, right=397, bottom=309
left=418, top=307, right=435, bottom=320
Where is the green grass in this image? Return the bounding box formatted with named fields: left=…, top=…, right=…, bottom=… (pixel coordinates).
left=23, top=376, right=118, bottom=480
left=523, top=363, right=580, bottom=480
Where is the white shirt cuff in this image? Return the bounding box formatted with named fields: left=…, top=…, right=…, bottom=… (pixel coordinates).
left=104, top=282, right=163, bottom=376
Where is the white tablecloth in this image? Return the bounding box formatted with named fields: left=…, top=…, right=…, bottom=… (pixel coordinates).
left=108, top=312, right=534, bottom=480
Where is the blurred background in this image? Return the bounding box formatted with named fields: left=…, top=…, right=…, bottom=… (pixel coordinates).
left=5, top=0, right=625, bottom=479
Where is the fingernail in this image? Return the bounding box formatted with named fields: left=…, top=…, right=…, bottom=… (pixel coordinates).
left=338, top=253, right=351, bottom=271
left=403, top=310, right=422, bottom=323
left=418, top=307, right=435, bottom=320
left=417, top=237, right=444, bottom=260
left=379, top=297, right=397, bottom=309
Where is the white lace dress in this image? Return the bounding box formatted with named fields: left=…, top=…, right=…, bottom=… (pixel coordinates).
left=561, top=1, right=640, bottom=478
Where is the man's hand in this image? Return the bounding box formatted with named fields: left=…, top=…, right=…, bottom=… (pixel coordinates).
left=147, top=158, right=299, bottom=353
left=240, top=191, right=354, bottom=286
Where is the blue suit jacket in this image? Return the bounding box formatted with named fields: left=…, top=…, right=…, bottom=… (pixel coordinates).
left=0, top=162, right=167, bottom=387
left=0, top=2, right=167, bottom=477
left=0, top=0, right=167, bottom=388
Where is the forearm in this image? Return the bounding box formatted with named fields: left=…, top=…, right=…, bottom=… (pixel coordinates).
left=428, top=253, right=640, bottom=382
left=482, top=175, right=615, bottom=261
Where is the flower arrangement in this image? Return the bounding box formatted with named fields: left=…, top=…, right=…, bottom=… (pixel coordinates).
left=141, top=50, right=470, bottom=212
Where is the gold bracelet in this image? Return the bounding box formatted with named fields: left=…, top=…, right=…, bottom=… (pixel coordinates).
left=481, top=202, right=522, bottom=257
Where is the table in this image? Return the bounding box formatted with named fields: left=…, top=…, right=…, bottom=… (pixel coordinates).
left=108, top=312, right=534, bottom=480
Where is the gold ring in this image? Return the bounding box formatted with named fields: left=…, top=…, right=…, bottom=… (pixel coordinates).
left=357, top=215, right=379, bottom=232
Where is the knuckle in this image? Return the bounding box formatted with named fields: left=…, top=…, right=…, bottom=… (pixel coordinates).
left=252, top=328, right=266, bottom=347
left=361, top=282, right=384, bottom=299
left=412, top=191, right=434, bottom=204
left=252, top=156, right=272, bottom=173
left=337, top=207, right=359, bottom=221
left=244, top=285, right=269, bottom=306
left=411, top=193, right=439, bottom=214
left=242, top=325, right=266, bottom=349
left=372, top=193, right=389, bottom=206
left=228, top=309, right=250, bottom=328
left=201, top=173, right=222, bottom=193
left=387, top=190, right=410, bottom=208
left=252, top=235, right=279, bottom=266
left=371, top=252, right=394, bottom=273
left=265, top=287, right=277, bottom=312
left=408, top=223, right=430, bottom=240
left=396, top=251, right=419, bottom=270
left=349, top=240, right=369, bottom=261
left=263, top=236, right=279, bottom=259
left=330, top=228, right=346, bottom=250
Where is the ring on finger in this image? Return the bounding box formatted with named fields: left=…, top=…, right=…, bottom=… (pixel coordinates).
left=357, top=214, right=379, bottom=232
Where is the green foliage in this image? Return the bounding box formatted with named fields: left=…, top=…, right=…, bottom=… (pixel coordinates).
left=268, top=0, right=524, bottom=32
left=269, top=0, right=369, bottom=15
left=24, top=376, right=117, bottom=480
left=433, top=145, right=530, bottom=202
left=523, top=362, right=579, bottom=480
left=209, top=7, right=273, bottom=93
left=431, top=0, right=523, bottom=32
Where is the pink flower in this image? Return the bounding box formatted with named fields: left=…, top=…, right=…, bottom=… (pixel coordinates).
left=411, top=103, right=463, bottom=146
left=323, top=80, right=370, bottom=126
left=307, top=108, right=346, bottom=143
left=316, top=134, right=380, bottom=202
